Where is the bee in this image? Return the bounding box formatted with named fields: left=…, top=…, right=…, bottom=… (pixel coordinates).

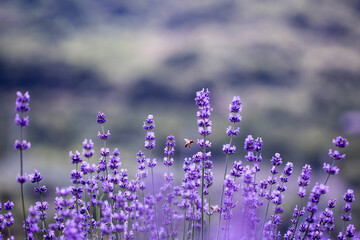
left=210, top=205, right=219, bottom=212
left=184, top=138, right=194, bottom=149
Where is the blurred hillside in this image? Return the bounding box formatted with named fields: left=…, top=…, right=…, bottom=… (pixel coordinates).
left=0, top=0, right=360, bottom=234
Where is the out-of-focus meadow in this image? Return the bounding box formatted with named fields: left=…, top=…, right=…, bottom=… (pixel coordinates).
left=1, top=0, right=360, bottom=234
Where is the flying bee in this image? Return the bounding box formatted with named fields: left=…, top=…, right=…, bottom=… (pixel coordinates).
left=210, top=205, right=219, bottom=213
left=184, top=138, right=194, bottom=149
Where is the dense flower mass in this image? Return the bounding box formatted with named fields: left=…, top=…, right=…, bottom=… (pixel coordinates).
left=5, top=90, right=358, bottom=240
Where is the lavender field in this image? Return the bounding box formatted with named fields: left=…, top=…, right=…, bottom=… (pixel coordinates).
left=0, top=89, right=357, bottom=239
left=0, top=0, right=359, bottom=239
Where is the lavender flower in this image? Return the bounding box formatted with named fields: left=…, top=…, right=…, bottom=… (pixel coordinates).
left=97, top=112, right=111, bottom=142
left=244, top=135, right=255, bottom=151
left=260, top=153, right=284, bottom=239
left=96, top=112, right=107, bottom=124
left=338, top=189, right=355, bottom=238
left=346, top=224, right=355, bottom=238
left=6, top=90, right=360, bottom=240
left=217, top=96, right=242, bottom=240
left=268, top=162, right=293, bottom=238
left=324, top=136, right=349, bottom=185
left=14, top=91, right=31, bottom=236
left=194, top=88, right=213, bottom=240
left=164, top=135, right=175, bottom=167
left=82, top=139, right=94, bottom=159
left=301, top=183, right=329, bottom=239
left=143, top=114, right=160, bottom=239
left=222, top=144, right=236, bottom=155
left=15, top=91, right=30, bottom=112
left=332, top=136, right=349, bottom=148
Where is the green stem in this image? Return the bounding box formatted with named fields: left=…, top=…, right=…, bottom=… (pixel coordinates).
left=290, top=198, right=303, bottom=240
left=151, top=167, right=160, bottom=240
left=101, top=125, right=108, bottom=177
left=216, top=125, right=235, bottom=240
left=208, top=193, right=211, bottom=240
left=183, top=209, right=187, bottom=240
left=19, top=124, right=27, bottom=237
left=201, top=135, right=206, bottom=240
left=260, top=180, right=274, bottom=240
left=7, top=226, right=11, bottom=238
left=302, top=158, right=336, bottom=240
left=76, top=163, right=79, bottom=213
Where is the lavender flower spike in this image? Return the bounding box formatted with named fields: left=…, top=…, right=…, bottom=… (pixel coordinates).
left=14, top=91, right=31, bottom=237
left=194, top=89, right=214, bottom=240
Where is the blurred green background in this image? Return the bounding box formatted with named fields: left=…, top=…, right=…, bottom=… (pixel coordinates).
left=0, top=0, right=359, bottom=236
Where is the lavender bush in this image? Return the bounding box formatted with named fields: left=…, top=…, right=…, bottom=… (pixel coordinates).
left=1, top=89, right=358, bottom=240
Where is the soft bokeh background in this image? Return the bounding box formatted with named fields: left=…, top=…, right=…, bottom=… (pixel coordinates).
left=1, top=0, right=360, bottom=237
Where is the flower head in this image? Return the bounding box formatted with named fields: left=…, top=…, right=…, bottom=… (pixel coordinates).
left=343, top=189, right=355, bottom=203
left=29, top=169, right=43, bottom=183
left=271, top=153, right=282, bottom=166
left=332, top=136, right=349, bottom=148
left=97, top=112, right=107, bottom=124
left=15, top=91, right=30, bottom=112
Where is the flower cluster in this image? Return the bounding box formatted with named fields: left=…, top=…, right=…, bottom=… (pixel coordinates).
left=0, top=201, right=15, bottom=240
left=8, top=90, right=358, bottom=240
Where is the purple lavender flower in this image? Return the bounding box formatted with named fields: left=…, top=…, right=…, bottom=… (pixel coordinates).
left=285, top=205, right=305, bottom=239
left=14, top=140, right=31, bottom=150
left=164, top=135, right=176, bottom=167
left=222, top=144, right=236, bottom=155
left=328, top=149, right=346, bottom=161
left=271, top=153, right=282, bottom=166
left=244, top=135, right=255, bottom=151
left=323, top=163, right=339, bottom=175
left=15, top=91, right=30, bottom=113
left=345, top=224, right=355, bottom=238
left=254, top=137, right=263, bottom=152
left=340, top=189, right=355, bottom=228
left=7, top=89, right=360, bottom=240
left=324, top=137, right=350, bottom=185
left=69, top=151, right=83, bottom=165
left=147, top=158, right=157, bottom=168
left=226, top=125, right=240, bottom=137
left=109, top=151, right=121, bottom=173
left=343, top=189, right=355, bottom=203
left=144, top=115, right=156, bottom=150
left=97, top=112, right=107, bottom=124
left=4, top=201, right=14, bottom=211
left=280, top=162, right=294, bottom=183
left=98, top=130, right=111, bottom=140
left=17, top=173, right=28, bottom=184
left=230, top=161, right=243, bottom=178
left=29, top=169, right=43, bottom=183
left=82, top=139, right=94, bottom=159
left=14, top=91, right=30, bottom=240
left=15, top=114, right=29, bottom=127
left=195, top=89, right=213, bottom=137
left=332, top=136, right=349, bottom=148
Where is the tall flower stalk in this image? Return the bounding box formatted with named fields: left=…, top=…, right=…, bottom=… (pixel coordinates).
left=216, top=96, right=241, bottom=240
left=14, top=91, right=31, bottom=235
left=338, top=189, right=355, bottom=239
left=260, top=153, right=282, bottom=239
left=194, top=89, right=213, bottom=240
left=143, top=114, right=160, bottom=239
left=302, top=136, right=349, bottom=239
left=1, top=201, right=15, bottom=239
left=97, top=112, right=111, bottom=177
left=29, top=169, right=49, bottom=235
left=163, top=135, right=176, bottom=239
left=285, top=164, right=311, bottom=239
